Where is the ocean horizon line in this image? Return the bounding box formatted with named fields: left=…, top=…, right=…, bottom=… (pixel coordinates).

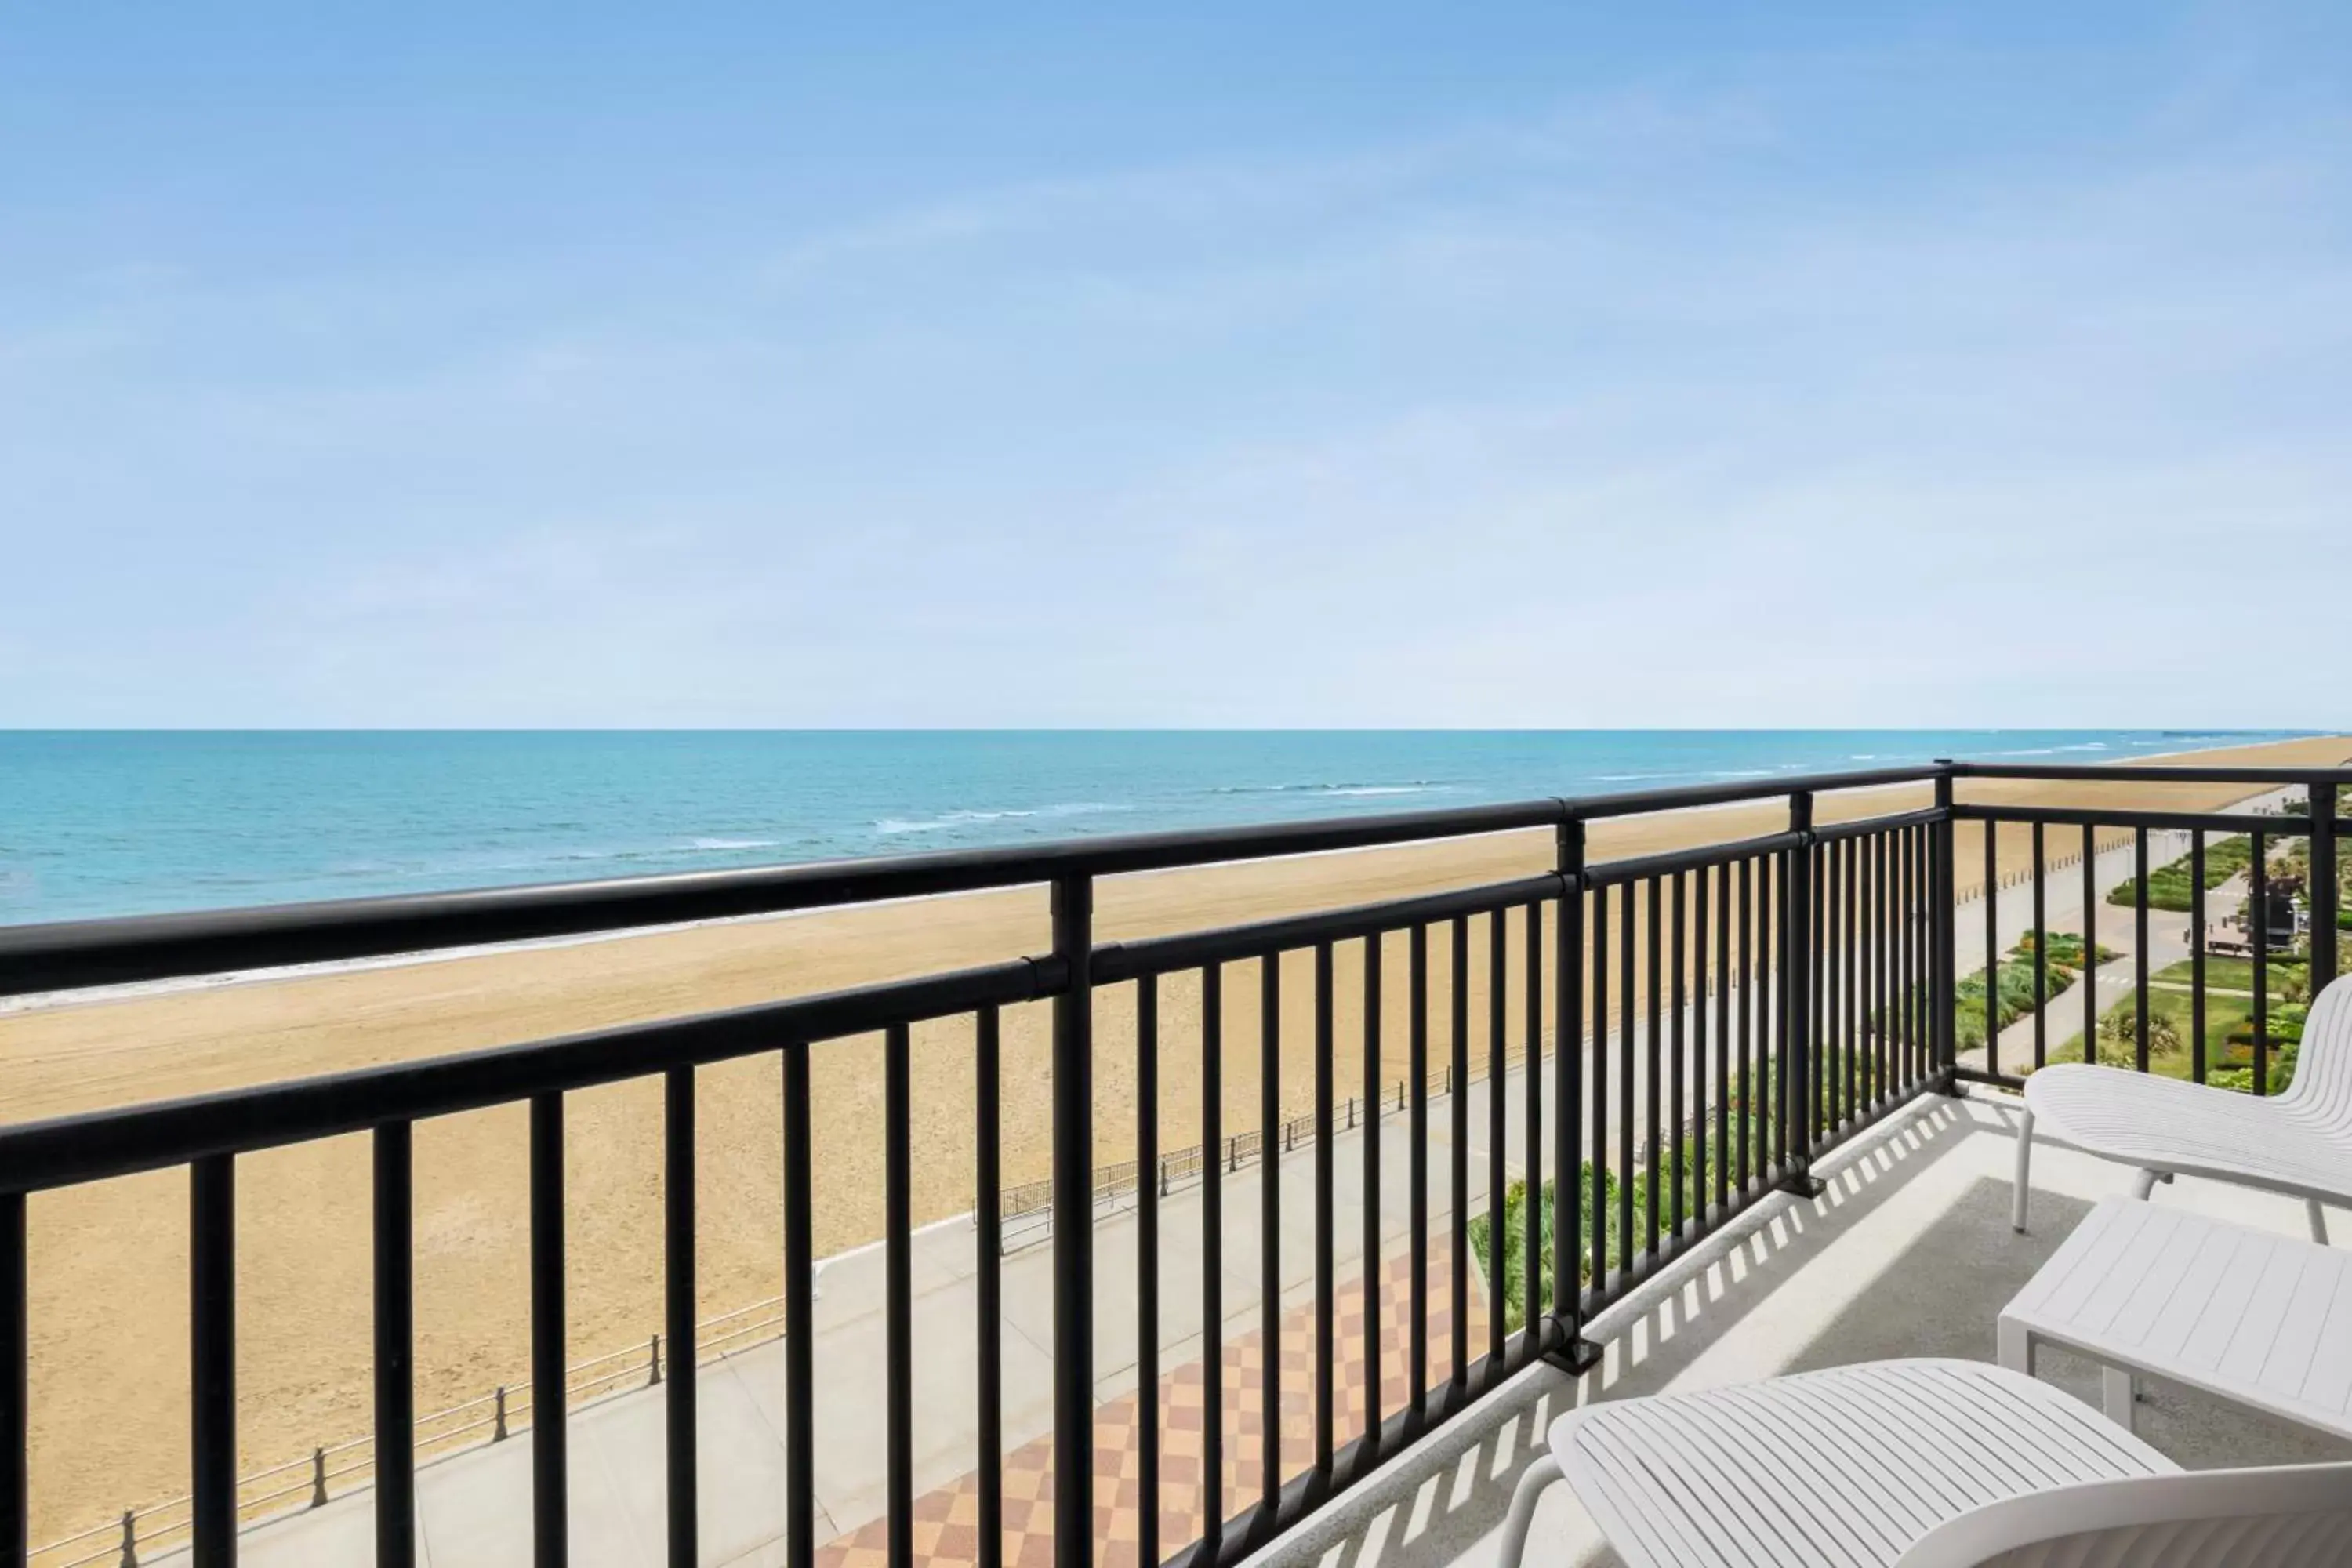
left=0, top=728, right=2330, bottom=927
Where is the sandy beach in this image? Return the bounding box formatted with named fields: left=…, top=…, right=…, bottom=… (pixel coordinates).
left=7, top=735, right=2348, bottom=1541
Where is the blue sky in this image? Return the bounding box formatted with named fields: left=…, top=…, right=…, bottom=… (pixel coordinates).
left=3, top=2, right=2348, bottom=728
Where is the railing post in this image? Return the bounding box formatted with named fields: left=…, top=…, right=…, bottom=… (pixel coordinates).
left=648, top=1333, right=662, bottom=1386
left=118, top=1511, right=135, bottom=1568
left=1547, top=811, right=1604, bottom=1374
left=493, top=1385, right=508, bottom=1441
left=1, top=1192, right=22, bottom=1568
left=1049, top=873, right=1094, bottom=1568
left=1777, top=793, right=1825, bottom=1198
left=310, top=1445, right=328, bottom=1508
left=1933, top=764, right=1962, bottom=1094
left=374, top=1121, right=415, bottom=1568
left=189, top=1154, right=237, bottom=1566
left=2314, top=781, right=2340, bottom=993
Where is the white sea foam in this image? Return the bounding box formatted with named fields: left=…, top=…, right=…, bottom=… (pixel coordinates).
left=873, top=803, right=1131, bottom=835
left=689, top=837, right=778, bottom=851
left=1209, top=780, right=1450, bottom=796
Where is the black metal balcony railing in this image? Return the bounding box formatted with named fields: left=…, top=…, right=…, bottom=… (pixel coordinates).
left=0, top=760, right=2343, bottom=1568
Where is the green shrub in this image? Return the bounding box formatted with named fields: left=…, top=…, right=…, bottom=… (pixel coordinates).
left=1951, top=930, right=2114, bottom=1050
left=2109, top=836, right=2252, bottom=912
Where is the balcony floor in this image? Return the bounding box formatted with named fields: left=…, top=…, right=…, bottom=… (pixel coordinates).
left=1265, top=1090, right=2352, bottom=1568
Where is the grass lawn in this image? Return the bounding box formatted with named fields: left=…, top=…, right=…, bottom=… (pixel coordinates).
left=2152, top=955, right=2305, bottom=999
left=2049, top=984, right=2303, bottom=1093
left=2107, top=835, right=2252, bottom=912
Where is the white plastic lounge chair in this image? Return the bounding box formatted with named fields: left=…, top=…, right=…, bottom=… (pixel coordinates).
left=2013, top=975, right=2352, bottom=1243
left=1497, top=1359, right=2352, bottom=1568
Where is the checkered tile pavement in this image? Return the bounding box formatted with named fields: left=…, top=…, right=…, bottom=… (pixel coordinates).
left=818, top=1236, right=1490, bottom=1568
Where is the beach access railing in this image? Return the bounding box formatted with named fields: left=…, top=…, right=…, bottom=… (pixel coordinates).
left=0, top=759, right=2345, bottom=1568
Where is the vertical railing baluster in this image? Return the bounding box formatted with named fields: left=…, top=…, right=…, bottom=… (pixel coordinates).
left=976, top=1010, right=1004, bottom=1568
left=784, top=1046, right=815, bottom=1568
left=1135, top=981, right=1160, bottom=1566
left=2253, top=833, right=2270, bottom=1095
left=1889, top=828, right=1904, bottom=1090
left=1818, top=839, right=1834, bottom=1127
left=1554, top=822, right=1599, bottom=1371
left=1874, top=833, right=1889, bottom=1106
left=191, top=1153, right=237, bottom=1568
left=1644, top=878, right=1662, bottom=1260
left=2032, top=823, right=2047, bottom=1072
left=1589, top=884, right=1610, bottom=1301
left=1736, top=859, right=1751, bottom=1189
left=1984, top=824, right=1999, bottom=1079
left=1668, top=873, right=1686, bottom=1245
left=1361, top=935, right=1383, bottom=1458
left=2134, top=830, right=2151, bottom=1073
left=664, top=1067, right=697, bottom=1568
left=2191, top=837, right=2208, bottom=1085
left=1809, top=840, right=1825, bottom=1146
left=1907, top=825, right=1922, bottom=1089
left=1313, top=941, right=1334, bottom=1481
left=1780, top=793, right=1822, bottom=1195
left=2315, top=782, right=2341, bottom=995
left=1827, top=838, right=1842, bottom=1128
left=1933, top=769, right=1958, bottom=1091
left=0, top=1191, right=21, bottom=1568
left=1766, top=853, right=1781, bottom=1171
left=530, top=1094, right=567, bottom=1568
left=1713, top=861, right=1731, bottom=1212
left=2082, top=826, right=2097, bottom=1065
left=1449, top=918, right=1469, bottom=1395
left=1692, top=868, right=1709, bottom=1219
left=1907, top=826, right=1922, bottom=1088
left=374, top=1123, right=415, bottom=1568
left=1486, top=913, right=1506, bottom=1374
left=1259, top=951, right=1281, bottom=1514
left=1926, top=822, right=1940, bottom=1084
left=1843, top=837, right=1858, bottom=1124
left=1051, top=874, right=1094, bottom=1568
left=1201, top=964, right=1225, bottom=1552
left=1406, top=927, right=1428, bottom=1428
left=1522, top=900, right=1544, bottom=1356
left=1772, top=846, right=1789, bottom=1157
left=1619, top=883, right=1636, bottom=1274
left=884, top=1024, right=914, bottom=1568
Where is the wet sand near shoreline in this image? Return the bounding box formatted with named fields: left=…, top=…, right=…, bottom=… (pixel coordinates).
left=7, top=735, right=2347, bottom=1541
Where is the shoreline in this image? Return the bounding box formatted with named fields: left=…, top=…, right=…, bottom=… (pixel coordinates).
left=9, top=734, right=2334, bottom=1022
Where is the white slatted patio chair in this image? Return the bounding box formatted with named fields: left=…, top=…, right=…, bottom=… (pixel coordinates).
left=1497, top=1359, right=2352, bottom=1568
left=2012, top=975, right=2352, bottom=1242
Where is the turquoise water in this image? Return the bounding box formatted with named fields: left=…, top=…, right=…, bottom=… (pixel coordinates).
left=0, top=731, right=2305, bottom=926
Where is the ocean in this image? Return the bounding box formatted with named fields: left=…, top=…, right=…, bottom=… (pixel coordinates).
left=0, top=730, right=2307, bottom=927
